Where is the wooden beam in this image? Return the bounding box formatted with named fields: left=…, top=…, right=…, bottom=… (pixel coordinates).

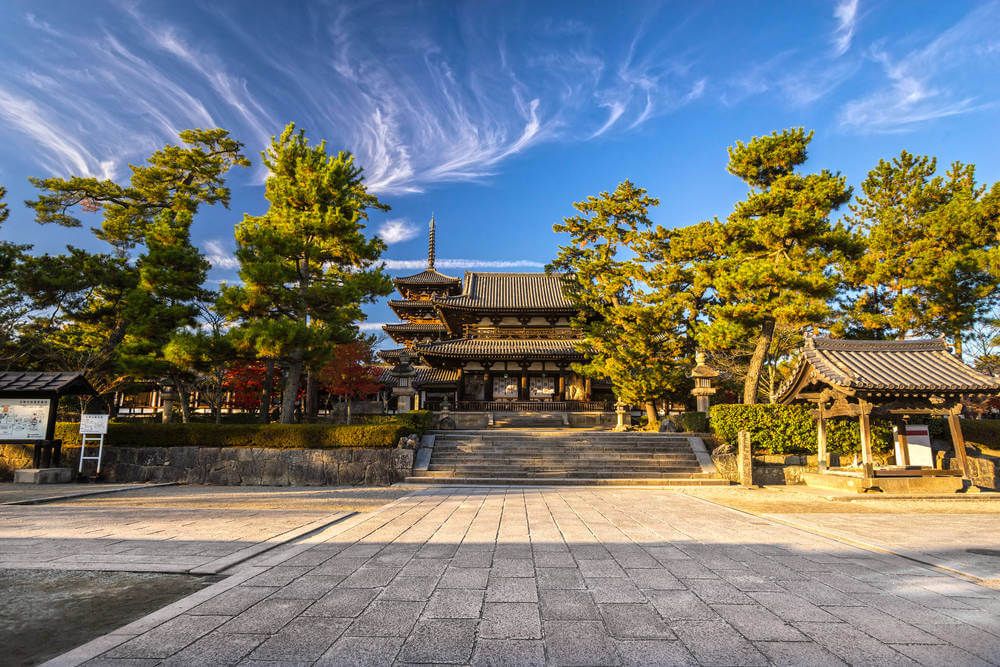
left=947, top=411, right=971, bottom=479
left=896, top=421, right=910, bottom=466
left=859, top=400, right=874, bottom=477
left=816, top=409, right=828, bottom=471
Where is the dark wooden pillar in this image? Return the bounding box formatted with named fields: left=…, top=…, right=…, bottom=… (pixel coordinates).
left=483, top=363, right=493, bottom=401
left=456, top=366, right=465, bottom=402
left=584, top=378, right=592, bottom=401
left=519, top=363, right=529, bottom=401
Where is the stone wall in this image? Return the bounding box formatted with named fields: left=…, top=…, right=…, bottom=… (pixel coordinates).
left=0, top=444, right=414, bottom=486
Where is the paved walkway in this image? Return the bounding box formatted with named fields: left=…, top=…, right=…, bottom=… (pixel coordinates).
left=767, top=511, right=1000, bottom=585
left=0, top=505, right=348, bottom=574
left=51, top=487, right=1000, bottom=666
left=0, top=483, right=157, bottom=505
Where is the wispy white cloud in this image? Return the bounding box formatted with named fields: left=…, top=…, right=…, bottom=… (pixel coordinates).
left=832, top=0, right=860, bottom=57
left=0, top=85, right=116, bottom=179
left=377, top=219, right=420, bottom=245
left=383, top=258, right=545, bottom=270
left=838, top=3, right=999, bottom=132
left=203, top=239, right=239, bottom=270
left=357, top=322, right=388, bottom=331
left=0, top=3, right=706, bottom=194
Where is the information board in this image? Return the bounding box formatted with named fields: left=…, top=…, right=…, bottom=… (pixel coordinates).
left=896, top=424, right=934, bottom=467
left=80, top=414, right=109, bottom=435
left=0, top=398, right=51, bottom=440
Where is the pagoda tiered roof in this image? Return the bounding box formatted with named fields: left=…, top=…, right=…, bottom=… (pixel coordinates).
left=393, top=269, right=461, bottom=287
left=416, top=338, right=582, bottom=362
left=376, top=364, right=459, bottom=388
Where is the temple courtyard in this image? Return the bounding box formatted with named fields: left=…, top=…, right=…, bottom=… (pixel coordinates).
left=1, top=484, right=998, bottom=666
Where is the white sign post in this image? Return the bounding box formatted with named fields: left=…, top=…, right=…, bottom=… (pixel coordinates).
left=78, top=414, right=109, bottom=474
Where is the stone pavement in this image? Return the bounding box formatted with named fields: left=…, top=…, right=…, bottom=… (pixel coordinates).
left=49, top=487, right=1000, bottom=666
left=0, top=482, right=160, bottom=505
left=766, top=511, right=1000, bottom=585
left=0, top=505, right=350, bottom=574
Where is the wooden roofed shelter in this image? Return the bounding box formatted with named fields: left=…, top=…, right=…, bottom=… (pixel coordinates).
left=0, top=372, right=97, bottom=468
left=776, top=337, right=1000, bottom=490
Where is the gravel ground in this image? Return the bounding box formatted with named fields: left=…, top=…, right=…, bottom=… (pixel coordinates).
left=0, top=569, right=213, bottom=666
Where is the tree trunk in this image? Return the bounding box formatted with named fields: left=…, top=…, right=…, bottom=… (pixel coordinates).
left=743, top=319, right=775, bottom=405
left=261, top=358, right=275, bottom=423
left=280, top=356, right=303, bottom=424
left=347, top=397, right=352, bottom=425
left=305, top=370, right=318, bottom=423
left=644, top=402, right=658, bottom=430
left=177, top=385, right=192, bottom=424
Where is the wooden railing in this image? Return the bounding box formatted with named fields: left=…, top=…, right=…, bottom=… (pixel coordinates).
left=461, top=325, right=578, bottom=340
left=455, top=400, right=608, bottom=412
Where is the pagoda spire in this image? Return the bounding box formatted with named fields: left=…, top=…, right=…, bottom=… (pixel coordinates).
left=427, top=215, right=436, bottom=269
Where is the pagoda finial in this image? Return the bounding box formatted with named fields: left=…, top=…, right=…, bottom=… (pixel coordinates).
left=427, top=215, right=436, bottom=269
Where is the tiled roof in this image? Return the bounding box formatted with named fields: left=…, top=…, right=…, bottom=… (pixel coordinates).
left=388, top=299, right=437, bottom=309
left=776, top=337, right=1000, bottom=401
left=393, top=269, right=460, bottom=286
left=435, top=272, right=576, bottom=311
left=0, top=372, right=96, bottom=395
left=416, top=338, right=582, bottom=360
left=382, top=323, right=447, bottom=334
left=378, top=364, right=459, bottom=387
left=377, top=348, right=407, bottom=363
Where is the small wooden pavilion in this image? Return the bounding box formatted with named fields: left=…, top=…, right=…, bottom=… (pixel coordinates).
left=776, top=337, right=1000, bottom=490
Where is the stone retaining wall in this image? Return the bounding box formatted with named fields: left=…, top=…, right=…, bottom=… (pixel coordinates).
left=0, top=444, right=413, bottom=486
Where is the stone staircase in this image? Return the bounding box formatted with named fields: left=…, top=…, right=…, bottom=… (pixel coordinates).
left=406, top=429, right=728, bottom=486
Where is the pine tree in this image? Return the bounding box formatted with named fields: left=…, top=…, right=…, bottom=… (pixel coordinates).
left=696, top=129, right=856, bottom=403
left=218, top=123, right=392, bottom=423
left=844, top=151, right=1000, bottom=353
left=22, top=129, right=248, bottom=394
left=550, top=180, right=689, bottom=426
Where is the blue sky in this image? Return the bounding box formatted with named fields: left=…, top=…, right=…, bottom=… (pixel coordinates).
left=1, top=1, right=999, bottom=337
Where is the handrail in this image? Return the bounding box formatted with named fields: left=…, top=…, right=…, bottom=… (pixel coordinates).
left=455, top=400, right=608, bottom=412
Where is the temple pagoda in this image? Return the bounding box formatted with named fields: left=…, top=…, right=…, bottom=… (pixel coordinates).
left=379, top=219, right=608, bottom=411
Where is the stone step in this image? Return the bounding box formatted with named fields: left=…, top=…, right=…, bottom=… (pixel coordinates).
left=404, top=476, right=730, bottom=486
left=412, top=469, right=706, bottom=479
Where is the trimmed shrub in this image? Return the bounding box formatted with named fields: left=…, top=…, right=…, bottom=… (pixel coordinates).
left=396, top=410, right=434, bottom=433
left=708, top=403, right=892, bottom=455
left=949, top=418, right=1000, bottom=451
left=54, top=421, right=411, bottom=449
left=665, top=412, right=708, bottom=433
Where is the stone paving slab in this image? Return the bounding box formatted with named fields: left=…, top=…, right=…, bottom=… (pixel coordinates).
left=0, top=483, right=170, bottom=505
left=0, top=505, right=350, bottom=573
left=767, top=512, right=1000, bottom=585
left=42, top=487, right=1000, bottom=666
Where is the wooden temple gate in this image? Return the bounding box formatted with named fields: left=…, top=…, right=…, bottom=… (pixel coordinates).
left=777, top=337, right=1000, bottom=492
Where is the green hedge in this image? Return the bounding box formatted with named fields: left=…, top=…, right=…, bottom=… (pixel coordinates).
left=951, top=418, right=1000, bottom=451
left=664, top=412, right=709, bottom=433
left=708, top=403, right=892, bottom=455
left=53, top=419, right=425, bottom=450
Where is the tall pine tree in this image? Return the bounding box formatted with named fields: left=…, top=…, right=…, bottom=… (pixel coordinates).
left=218, top=123, right=392, bottom=423
left=695, top=129, right=856, bottom=403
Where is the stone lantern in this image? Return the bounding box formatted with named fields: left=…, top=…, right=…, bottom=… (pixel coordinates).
left=688, top=351, right=718, bottom=413
left=390, top=350, right=417, bottom=413
left=159, top=377, right=177, bottom=424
